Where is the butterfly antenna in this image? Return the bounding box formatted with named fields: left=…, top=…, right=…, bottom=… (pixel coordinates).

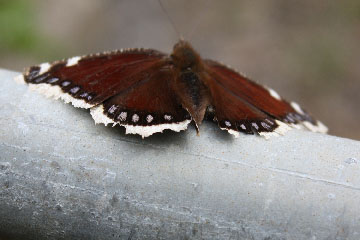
left=158, top=0, right=183, bottom=40
left=188, top=0, right=212, bottom=40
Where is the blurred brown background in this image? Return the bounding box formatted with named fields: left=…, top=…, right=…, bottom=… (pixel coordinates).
left=1, top=0, right=359, bottom=140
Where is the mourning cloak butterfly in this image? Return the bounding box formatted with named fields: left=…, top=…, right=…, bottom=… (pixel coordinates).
left=15, top=40, right=328, bottom=138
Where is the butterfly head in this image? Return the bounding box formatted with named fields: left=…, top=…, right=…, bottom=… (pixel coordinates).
left=171, top=40, right=203, bottom=71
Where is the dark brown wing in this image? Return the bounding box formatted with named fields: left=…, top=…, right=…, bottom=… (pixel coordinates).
left=21, top=49, right=167, bottom=108
left=90, top=65, right=192, bottom=138
left=204, top=60, right=328, bottom=136
left=204, top=70, right=280, bottom=137
left=18, top=49, right=191, bottom=138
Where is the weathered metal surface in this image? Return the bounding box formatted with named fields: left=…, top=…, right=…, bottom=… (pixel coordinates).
left=1, top=69, right=360, bottom=240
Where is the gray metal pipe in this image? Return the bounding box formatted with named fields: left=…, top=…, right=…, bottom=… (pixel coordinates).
left=1, top=68, right=360, bottom=240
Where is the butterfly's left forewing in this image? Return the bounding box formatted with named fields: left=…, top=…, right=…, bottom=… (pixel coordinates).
left=19, top=49, right=168, bottom=108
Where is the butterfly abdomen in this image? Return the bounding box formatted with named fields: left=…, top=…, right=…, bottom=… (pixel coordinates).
left=179, top=71, right=202, bottom=107
left=170, top=42, right=211, bottom=129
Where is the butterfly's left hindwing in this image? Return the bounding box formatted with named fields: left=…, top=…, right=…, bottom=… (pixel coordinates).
left=90, top=64, right=192, bottom=138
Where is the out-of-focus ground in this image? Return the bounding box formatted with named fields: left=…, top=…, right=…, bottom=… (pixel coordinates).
left=1, top=0, right=359, bottom=140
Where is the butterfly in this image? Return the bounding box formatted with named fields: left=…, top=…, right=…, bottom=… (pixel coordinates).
left=15, top=40, right=328, bottom=138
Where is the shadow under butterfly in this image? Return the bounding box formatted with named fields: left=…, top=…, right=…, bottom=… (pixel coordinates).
left=15, top=40, right=328, bottom=139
